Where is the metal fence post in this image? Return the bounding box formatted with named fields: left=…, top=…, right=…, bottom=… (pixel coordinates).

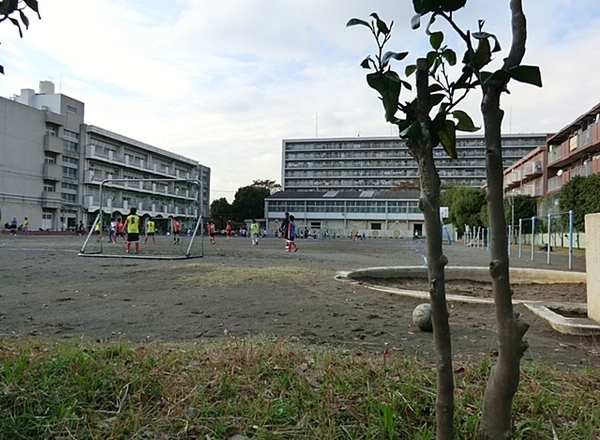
left=531, top=216, right=535, bottom=261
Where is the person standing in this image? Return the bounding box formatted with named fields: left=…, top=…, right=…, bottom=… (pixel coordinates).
left=225, top=220, right=232, bottom=241
left=208, top=221, right=216, bottom=245
left=280, top=212, right=290, bottom=250
left=109, top=218, right=117, bottom=243
left=124, top=207, right=141, bottom=254
left=9, top=218, right=17, bottom=236
left=144, top=218, right=156, bottom=244
left=94, top=219, right=102, bottom=242
left=250, top=219, right=259, bottom=245
left=22, top=217, right=29, bottom=235
left=116, top=217, right=126, bottom=242
left=286, top=215, right=298, bottom=252
left=171, top=217, right=181, bottom=245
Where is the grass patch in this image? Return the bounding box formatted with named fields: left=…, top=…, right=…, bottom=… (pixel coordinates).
left=177, top=263, right=331, bottom=289
left=1, top=336, right=599, bottom=439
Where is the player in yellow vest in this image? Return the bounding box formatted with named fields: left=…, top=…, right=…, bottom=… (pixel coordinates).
left=143, top=218, right=156, bottom=244
left=94, top=219, right=102, bottom=242
left=124, top=207, right=141, bottom=254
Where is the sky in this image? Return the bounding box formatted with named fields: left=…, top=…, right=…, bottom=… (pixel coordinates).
left=1, top=0, right=600, bottom=202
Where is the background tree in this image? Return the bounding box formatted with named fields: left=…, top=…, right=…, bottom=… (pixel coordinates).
left=251, top=179, right=282, bottom=194
left=442, top=186, right=486, bottom=232
left=557, top=174, right=600, bottom=239
left=231, top=185, right=270, bottom=222
left=503, top=193, right=536, bottom=228
left=0, top=0, right=40, bottom=74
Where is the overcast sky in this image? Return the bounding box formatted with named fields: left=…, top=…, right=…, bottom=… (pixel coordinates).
left=1, top=0, right=599, bottom=202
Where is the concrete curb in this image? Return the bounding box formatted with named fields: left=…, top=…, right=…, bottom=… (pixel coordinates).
left=336, top=266, right=600, bottom=335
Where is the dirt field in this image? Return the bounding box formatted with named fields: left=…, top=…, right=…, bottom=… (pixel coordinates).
left=0, top=234, right=598, bottom=368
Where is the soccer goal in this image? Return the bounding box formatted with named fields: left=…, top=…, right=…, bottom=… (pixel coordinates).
left=79, top=178, right=204, bottom=259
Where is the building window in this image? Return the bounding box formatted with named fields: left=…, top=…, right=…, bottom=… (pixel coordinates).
left=44, top=153, right=56, bottom=164
left=43, top=181, right=55, bottom=192
left=62, top=156, right=79, bottom=165
left=66, top=105, right=78, bottom=114
left=61, top=193, right=77, bottom=204
left=63, top=167, right=78, bottom=179
left=63, top=129, right=79, bottom=140
left=62, top=182, right=78, bottom=191
left=371, top=223, right=382, bottom=230
left=46, top=125, right=56, bottom=136
left=64, top=140, right=78, bottom=152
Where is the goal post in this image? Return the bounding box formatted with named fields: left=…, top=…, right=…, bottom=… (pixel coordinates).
left=79, top=178, right=204, bottom=259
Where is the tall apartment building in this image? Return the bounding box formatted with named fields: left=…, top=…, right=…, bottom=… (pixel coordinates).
left=0, top=82, right=210, bottom=231
left=282, top=134, right=546, bottom=191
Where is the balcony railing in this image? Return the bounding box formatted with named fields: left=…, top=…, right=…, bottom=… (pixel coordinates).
left=547, top=176, right=562, bottom=192
left=548, top=147, right=562, bottom=163
left=570, top=162, right=593, bottom=178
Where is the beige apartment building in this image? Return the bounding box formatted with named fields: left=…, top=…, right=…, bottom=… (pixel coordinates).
left=0, top=81, right=210, bottom=232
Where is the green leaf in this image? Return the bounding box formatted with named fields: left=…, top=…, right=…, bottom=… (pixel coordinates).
left=431, top=111, right=448, bottom=134
left=411, top=14, right=421, bottom=30
left=429, top=94, right=445, bottom=107
left=429, top=31, right=443, bottom=50
left=440, top=0, right=467, bottom=12
left=482, top=69, right=511, bottom=84
left=400, top=79, right=412, bottom=91
left=491, top=35, right=502, bottom=53
left=24, top=0, right=39, bottom=13
left=9, top=17, right=23, bottom=38
left=405, top=64, right=417, bottom=77
left=360, top=56, right=373, bottom=69
left=479, top=71, right=492, bottom=84
left=383, top=51, right=409, bottom=65
left=396, top=119, right=412, bottom=133
left=508, top=65, right=543, bottom=87
left=346, top=18, right=370, bottom=28
left=441, top=48, right=457, bottom=66
left=25, top=0, right=42, bottom=19
left=426, top=51, right=438, bottom=68
left=368, top=71, right=402, bottom=123
left=19, top=10, right=29, bottom=29
left=452, top=110, right=480, bottom=132
left=472, top=38, right=491, bottom=70
left=0, top=64, right=4, bottom=75
left=370, top=12, right=390, bottom=34
left=400, top=120, right=422, bottom=147
left=412, top=0, right=425, bottom=14
left=429, top=84, right=443, bottom=93
left=438, top=120, right=457, bottom=159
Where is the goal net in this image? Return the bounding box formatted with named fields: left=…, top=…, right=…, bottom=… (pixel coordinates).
left=79, top=178, right=204, bottom=259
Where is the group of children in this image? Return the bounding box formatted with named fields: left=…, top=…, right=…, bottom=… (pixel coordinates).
left=94, top=209, right=183, bottom=253
left=279, top=212, right=298, bottom=252
left=210, top=215, right=297, bottom=252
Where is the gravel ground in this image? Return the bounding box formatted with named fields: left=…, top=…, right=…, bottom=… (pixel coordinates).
left=0, top=233, right=597, bottom=368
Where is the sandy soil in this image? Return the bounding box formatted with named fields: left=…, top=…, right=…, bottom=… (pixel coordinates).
left=0, top=234, right=598, bottom=368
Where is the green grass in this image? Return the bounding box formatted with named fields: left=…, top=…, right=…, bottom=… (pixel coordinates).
left=177, top=263, right=331, bottom=289
left=1, top=336, right=599, bottom=439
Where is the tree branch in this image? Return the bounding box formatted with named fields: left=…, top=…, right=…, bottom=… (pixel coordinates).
left=503, top=0, right=527, bottom=69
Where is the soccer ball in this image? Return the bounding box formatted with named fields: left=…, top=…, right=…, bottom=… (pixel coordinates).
left=166, top=232, right=171, bottom=236
left=412, top=303, right=433, bottom=332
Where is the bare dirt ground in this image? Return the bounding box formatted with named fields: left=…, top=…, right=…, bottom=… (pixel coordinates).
left=0, top=234, right=598, bottom=368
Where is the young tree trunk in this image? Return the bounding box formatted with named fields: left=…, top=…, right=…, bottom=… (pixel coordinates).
left=478, top=2, right=530, bottom=438
left=413, top=58, right=454, bottom=440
